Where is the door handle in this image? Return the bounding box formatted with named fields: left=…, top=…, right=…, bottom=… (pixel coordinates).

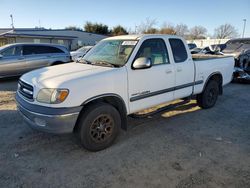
left=165, top=69, right=173, bottom=74
left=177, top=67, right=182, bottom=72
left=18, top=57, right=25, bottom=60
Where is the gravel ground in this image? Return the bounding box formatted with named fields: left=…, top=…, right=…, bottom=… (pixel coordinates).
left=0, top=78, right=249, bottom=188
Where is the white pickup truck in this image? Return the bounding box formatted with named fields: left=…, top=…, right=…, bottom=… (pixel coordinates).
left=16, top=34, right=234, bottom=151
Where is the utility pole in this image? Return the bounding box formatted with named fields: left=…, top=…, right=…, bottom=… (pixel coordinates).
left=242, top=19, right=246, bottom=38
left=10, top=14, right=14, bottom=29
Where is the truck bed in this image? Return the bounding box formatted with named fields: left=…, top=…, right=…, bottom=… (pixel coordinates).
left=192, top=55, right=234, bottom=95
left=192, top=54, right=231, bottom=61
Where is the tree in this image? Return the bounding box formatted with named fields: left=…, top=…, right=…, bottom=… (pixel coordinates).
left=65, top=26, right=83, bottom=31
left=144, top=28, right=159, bottom=34
left=111, top=25, right=128, bottom=36
left=137, top=18, right=157, bottom=34
left=175, top=24, right=189, bottom=37
left=84, top=21, right=110, bottom=35
left=214, top=24, right=238, bottom=39
left=189, top=26, right=207, bottom=39
left=159, top=23, right=176, bottom=35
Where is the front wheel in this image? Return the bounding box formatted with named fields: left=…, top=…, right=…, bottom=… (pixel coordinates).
left=76, top=103, right=121, bottom=151
left=197, top=80, right=219, bottom=109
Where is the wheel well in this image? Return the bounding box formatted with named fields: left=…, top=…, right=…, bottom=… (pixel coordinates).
left=206, top=73, right=223, bottom=95
left=75, top=96, right=128, bottom=131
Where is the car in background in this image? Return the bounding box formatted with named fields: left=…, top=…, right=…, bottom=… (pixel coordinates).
left=70, top=46, right=93, bottom=62
left=0, top=43, right=71, bottom=78
left=187, top=43, right=197, bottom=50
left=221, top=38, right=250, bottom=81
left=190, top=44, right=226, bottom=55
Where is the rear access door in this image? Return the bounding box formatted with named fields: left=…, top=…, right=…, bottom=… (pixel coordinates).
left=169, top=38, right=195, bottom=99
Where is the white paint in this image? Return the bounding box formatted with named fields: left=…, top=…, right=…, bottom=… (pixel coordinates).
left=20, top=35, right=234, bottom=115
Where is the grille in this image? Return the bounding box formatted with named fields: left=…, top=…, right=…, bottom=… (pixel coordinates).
left=18, top=80, right=34, bottom=100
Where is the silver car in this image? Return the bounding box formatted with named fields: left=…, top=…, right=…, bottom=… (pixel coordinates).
left=0, top=43, right=71, bottom=78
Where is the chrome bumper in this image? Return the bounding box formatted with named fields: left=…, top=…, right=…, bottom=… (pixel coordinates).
left=16, top=93, right=82, bottom=134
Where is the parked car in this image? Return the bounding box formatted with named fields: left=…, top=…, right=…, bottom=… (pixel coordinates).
left=16, top=34, right=234, bottom=151
left=70, top=46, right=93, bottom=61
left=0, top=43, right=71, bottom=78
left=221, top=38, right=250, bottom=81
left=191, top=44, right=226, bottom=55
left=188, top=43, right=197, bottom=50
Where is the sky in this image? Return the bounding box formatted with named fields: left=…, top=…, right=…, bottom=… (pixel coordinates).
left=0, top=0, right=250, bottom=37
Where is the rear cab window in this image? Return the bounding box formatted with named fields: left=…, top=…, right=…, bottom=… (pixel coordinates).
left=169, top=38, right=188, bottom=63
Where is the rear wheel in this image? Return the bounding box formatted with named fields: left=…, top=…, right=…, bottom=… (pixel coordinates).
left=197, top=80, right=219, bottom=109
left=76, top=103, right=121, bottom=151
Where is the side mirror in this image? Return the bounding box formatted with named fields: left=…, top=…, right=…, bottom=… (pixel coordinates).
left=0, top=54, right=3, bottom=58
left=133, top=57, right=152, bottom=69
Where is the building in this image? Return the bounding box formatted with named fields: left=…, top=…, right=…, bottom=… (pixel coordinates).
left=0, top=28, right=107, bottom=50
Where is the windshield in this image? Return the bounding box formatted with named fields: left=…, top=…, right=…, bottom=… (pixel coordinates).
left=223, top=39, right=250, bottom=52
left=0, top=44, right=12, bottom=53
left=226, top=39, right=250, bottom=45
left=82, top=40, right=137, bottom=67
left=76, top=46, right=92, bottom=53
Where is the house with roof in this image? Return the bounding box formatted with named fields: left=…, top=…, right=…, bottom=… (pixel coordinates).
left=0, top=28, right=107, bottom=50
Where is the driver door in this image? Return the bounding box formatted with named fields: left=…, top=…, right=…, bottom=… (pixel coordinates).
left=127, top=38, right=175, bottom=113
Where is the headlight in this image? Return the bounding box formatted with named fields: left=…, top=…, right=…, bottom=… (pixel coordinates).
left=37, top=89, right=69, bottom=104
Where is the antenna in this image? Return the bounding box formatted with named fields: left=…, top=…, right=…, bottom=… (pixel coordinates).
left=10, top=14, right=14, bottom=29
left=242, top=19, right=247, bottom=38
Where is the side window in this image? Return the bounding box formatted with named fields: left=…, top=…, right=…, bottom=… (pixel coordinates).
left=1, top=46, right=15, bottom=57
left=169, top=39, right=188, bottom=63
left=1, top=46, right=22, bottom=57
left=23, top=45, right=36, bottom=55
left=23, top=45, right=64, bottom=55
left=42, top=46, right=64, bottom=54
left=135, top=38, right=169, bottom=65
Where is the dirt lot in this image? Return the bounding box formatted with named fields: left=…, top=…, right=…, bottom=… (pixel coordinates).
left=0, top=79, right=249, bottom=188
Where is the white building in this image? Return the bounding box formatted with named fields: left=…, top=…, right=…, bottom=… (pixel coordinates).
left=0, top=28, right=107, bottom=50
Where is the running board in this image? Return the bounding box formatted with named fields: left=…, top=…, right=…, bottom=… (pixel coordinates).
left=129, top=98, right=191, bottom=119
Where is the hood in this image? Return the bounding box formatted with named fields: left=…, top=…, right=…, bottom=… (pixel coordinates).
left=21, top=62, right=113, bottom=88
left=70, top=51, right=78, bottom=55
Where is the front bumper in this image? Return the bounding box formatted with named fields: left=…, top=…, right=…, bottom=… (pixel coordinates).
left=16, top=92, right=82, bottom=134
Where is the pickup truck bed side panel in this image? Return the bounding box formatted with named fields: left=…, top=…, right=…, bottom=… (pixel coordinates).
left=193, top=57, right=234, bottom=95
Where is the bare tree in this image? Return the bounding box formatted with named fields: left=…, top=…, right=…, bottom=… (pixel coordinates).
left=159, top=22, right=176, bottom=35
left=214, top=24, right=238, bottom=39
left=189, top=26, right=207, bottom=39
left=137, top=18, right=157, bottom=34
left=175, top=24, right=189, bottom=37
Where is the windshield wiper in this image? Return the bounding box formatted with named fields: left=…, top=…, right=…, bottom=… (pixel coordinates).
left=92, top=61, right=121, bottom=68
left=77, top=59, right=92, bottom=64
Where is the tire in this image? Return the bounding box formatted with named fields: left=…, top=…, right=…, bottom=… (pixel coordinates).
left=197, top=80, right=219, bottom=109
left=76, top=102, right=121, bottom=151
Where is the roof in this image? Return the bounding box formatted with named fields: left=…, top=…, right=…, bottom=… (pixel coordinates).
left=0, top=30, right=77, bottom=39
left=0, top=28, right=107, bottom=37
left=227, top=37, right=250, bottom=42
left=0, top=43, right=68, bottom=48
left=104, top=34, right=181, bottom=40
